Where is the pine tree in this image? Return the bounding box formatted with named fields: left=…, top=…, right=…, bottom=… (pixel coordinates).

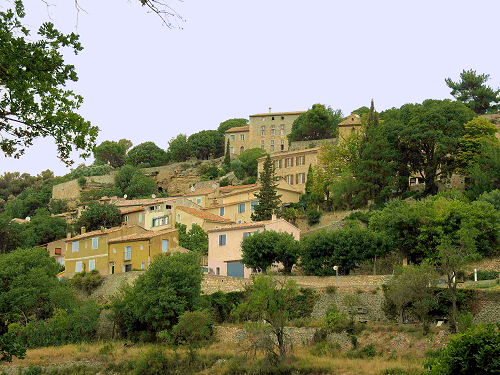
left=223, top=139, right=231, bottom=170
left=305, top=164, right=314, bottom=196
left=367, top=99, right=379, bottom=129
left=251, top=155, right=281, bottom=221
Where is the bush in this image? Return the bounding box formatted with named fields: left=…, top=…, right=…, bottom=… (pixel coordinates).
left=425, top=324, right=499, bottom=374
left=71, top=270, right=104, bottom=295
left=289, top=288, right=318, bottom=320
left=307, top=209, right=321, bottom=225
left=468, top=270, right=499, bottom=281
left=201, top=291, right=245, bottom=323
left=310, top=341, right=341, bottom=357
left=326, top=286, right=337, bottom=295
left=170, top=310, right=213, bottom=347
left=12, top=302, right=100, bottom=348
left=347, top=343, right=377, bottom=358
left=126, top=142, right=169, bottom=167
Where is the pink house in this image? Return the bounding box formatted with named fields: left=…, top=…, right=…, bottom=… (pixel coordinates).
left=207, top=218, right=300, bottom=278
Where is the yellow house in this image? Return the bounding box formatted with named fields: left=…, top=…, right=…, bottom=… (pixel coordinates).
left=107, top=228, right=187, bottom=274
left=175, top=205, right=234, bottom=231
left=64, top=225, right=146, bottom=278
left=257, top=148, right=319, bottom=193
left=45, top=238, right=66, bottom=266
left=204, top=181, right=301, bottom=224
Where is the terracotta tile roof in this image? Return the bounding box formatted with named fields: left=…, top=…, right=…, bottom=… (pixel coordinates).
left=120, top=206, right=145, bottom=215
left=225, top=126, right=249, bottom=133
left=182, top=187, right=217, bottom=197
left=257, top=147, right=320, bottom=160
left=115, top=198, right=172, bottom=207
left=108, top=228, right=178, bottom=244
left=66, top=226, right=124, bottom=242
left=177, top=206, right=233, bottom=223
left=339, top=114, right=362, bottom=126
left=207, top=221, right=272, bottom=233
left=205, top=198, right=255, bottom=209
left=250, top=111, right=306, bottom=117
left=219, top=184, right=258, bottom=193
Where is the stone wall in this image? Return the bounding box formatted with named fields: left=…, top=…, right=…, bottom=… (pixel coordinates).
left=288, top=138, right=337, bottom=151
left=52, top=179, right=81, bottom=201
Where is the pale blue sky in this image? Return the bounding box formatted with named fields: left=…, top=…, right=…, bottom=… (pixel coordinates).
left=1, top=0, right=499, bottom=175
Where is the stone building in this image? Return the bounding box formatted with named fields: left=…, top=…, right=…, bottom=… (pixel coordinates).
left=225, top=109, right=306, bottom=156
left=338, top=113, right=363, bottom=141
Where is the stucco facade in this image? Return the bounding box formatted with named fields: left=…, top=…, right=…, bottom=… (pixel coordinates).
left=107, top=228, right=183, bottom=274
left=207, top=218, right=300, bottom=278
left=64, top=225, right=146, bottom=278
left=46, top=238, right=66, bottom=266
left=257, top=148, right=319, bottom=193
left=338, top=113, right=363, bottom=142
left=225, top=126, right=250, bottom=156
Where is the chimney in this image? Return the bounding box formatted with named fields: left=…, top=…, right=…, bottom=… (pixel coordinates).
left=80, top=226, right=86, bottom=235
left=269, top=107, right=272, bottom=113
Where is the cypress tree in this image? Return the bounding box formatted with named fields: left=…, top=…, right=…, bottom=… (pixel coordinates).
left=305, top=164, right=314, bottom=196
left=251, top=155, right=281, bottom=221
left=223, top=139, right=231, bottom=169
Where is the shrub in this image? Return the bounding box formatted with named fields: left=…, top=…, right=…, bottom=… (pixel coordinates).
left=126, top=142, right=169, bottom=167
left=171, top=310, right=213, bottom=347
left=77, top=176, right=86, bottom=188
left=347, top=343, right=377, bottom=358
left=325, top=286, right=337, bottom=295
left=219, top=177, right=230, bottom=187
left=201, top=291, right=245, bottom=323
left=310, top=341, right=341, bottom=357
left=289, top=288, right=319, bottom=320
left=468, top=270, right=499, bottom=281
left=71, top=270, right=104, bottom=295
left=425, top=324, right=499, bottom=374
left=307, top=209, right=321, bottom=225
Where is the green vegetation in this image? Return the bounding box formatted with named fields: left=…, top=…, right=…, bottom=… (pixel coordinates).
left=74, top=202, right=122, bottom=232
left=187, top=130, right=224, bottom=160
left=71, top=270, right=104, bottom=295
left=114, top=165, right=157, bottom=199
left=93, top=140, right=130, bottom=168
left=288, top=103, right=343, bottom=142
left=0, top=1, right=98, bottom=165
left=251, top=155, right=281, bottom=221
left=175, top=223, right=208, bottom=255
left=126, top=142, right=169, bottom=167
left=241, top=230, right=299, bottom=274
left=111, top=252, right=202, bottom=341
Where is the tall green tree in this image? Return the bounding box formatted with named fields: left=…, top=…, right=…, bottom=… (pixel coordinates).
left=217, top=118, right=248, bottom=134
left=187, top=130, right=224, bottom=160
left=167, top=134, right=190, bottom=162
left=93, top=140, right=127, bottom=168
left=223, top=139, right=231, bottom=170
left=386, top=99, right=475, bottom=195
left=288, top=104, right=343, bottom=142
left=75, top=202, right=122, bottom=231
left=0, top=1, right=98, bottom=165
left=251, top=155, right=281, bottom=221
left=456, top=117, right=499, bottom=170
left=126, top=142, right=169, bottom=167
left=445, top=69, right=500, bottom=115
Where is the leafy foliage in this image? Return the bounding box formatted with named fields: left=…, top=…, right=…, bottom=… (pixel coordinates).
left=167, top=134, right=189, bottom=162
left=126, top=142, right=169, bottom=167
left=175, top=223, right=208, bottom=255
left=288, top=104, right=343, bottom=142
left=425, top=324, right=499, bottom=374
left=93, top=140, right=128, bottom=167
left=445, top=69, right=500, bottom=114
left=217, top=118, right=248, bottom=134
left=0, top=1, right=98, bottom=164
left=70, top=270, right=104, bottom=295
left=300, top=226, right=389, bottom=275
left=111, top=252, right=202, bottom=341
left=187, top=130, right=224, bottom=160
left=251, top=155, right=281, bottom=221
left=74, top=202, right=122, bottom=231
left=241, top=230, right=299, bottom=274
left=170, top=310, right=213, bottom=348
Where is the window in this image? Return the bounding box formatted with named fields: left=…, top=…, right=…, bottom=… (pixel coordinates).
left=281, top=139, right=285, bottom=151
left=271, top=125, right=276, bottom=136
left=124, top=264, right=132, bottom=272
left=216, top=267, right=220, bottom=275
left=72, top=241, right=79, bottom=252
left=177, top=213, right=181, bottom=221
left=238, top=203, right=246, bottom=213
left=139, top=213, right=143, bottom=223
left=141, top=262, right=145, bottom=270
left=261, top=126, right=265, bottom=136
left=230, top=134, right=235, bottom=141
left=91, top=237, right=98, bottom=249
left=230, top=146, right=235, bottom=154
left=150, top=205, right=161, bottom=211
left=274, top=159, right=281, bottom=169
left=88, top=259, right=95, bottom=271
left=285, top=158, right=292, bottom=167
left=219, top=207, right=225, bottom=216
left=270, top=140, right=274, bottom=152
left=261, top=140, right=265, bottom=150
left=124, top=246, right=132, bottom=261
left=75, top=261, right=82, bottom=273
left=298, top=173, right=306, bottom=184
left=251, top=201, right=258, bottom=211
left=152, top=216, right=168, bottom=227
left=280, top=124, right=285, bottom=135
left=55, top=248, right=62, bottom=255
left=196, top=197, right=202, bottom=205
left=297, top=155, right=305, bottom=165
left=112, top=247, right=116, bottom=254
left=219, top=234, right=226, bottom=246
left=240, top=134, right=245, bottom=141
left=287, top=175, right=294, bottom=185
left=162, top=239, right=169, bottom=252
left=58, top=257, right=63, bottom=266
left=140, top=244, right=144, bottom=250
left=124, top=215, right=129, bottom=222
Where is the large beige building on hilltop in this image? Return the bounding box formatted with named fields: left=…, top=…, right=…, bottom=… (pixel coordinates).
left=225, top=110, right=306, bottom=156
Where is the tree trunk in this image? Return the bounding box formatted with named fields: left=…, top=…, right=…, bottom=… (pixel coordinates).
left=447, top=272, right=459, bottom=333
left=276, top=328, right=286, bottom=358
